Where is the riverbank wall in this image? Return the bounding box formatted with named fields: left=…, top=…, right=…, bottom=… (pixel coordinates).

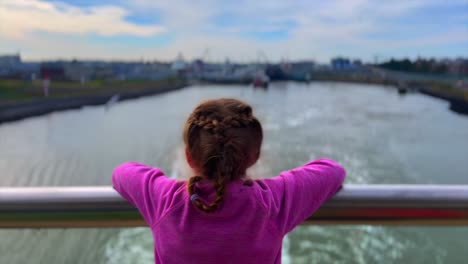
left=0, top=82, right=187, bottom=124
left=419, top=87, right=468, bottom=115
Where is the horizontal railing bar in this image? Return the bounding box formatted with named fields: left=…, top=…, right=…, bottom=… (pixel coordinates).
left=1, top=184, right=468, bottom=228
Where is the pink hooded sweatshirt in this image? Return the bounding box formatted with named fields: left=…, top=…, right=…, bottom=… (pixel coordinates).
left=112, top=158, right=345, bottom=264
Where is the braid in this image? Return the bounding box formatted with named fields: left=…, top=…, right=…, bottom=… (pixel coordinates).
left=188, top=175, right=226, bottom=212
left=187, top=175, right=203, bottom=192
left=187, top=175, right=210, bottom=211
left=184, top=98, right=263, bottom=213
left=193, top=114, right=256, bottom=133
left=211, top=176, right=227, bottom=210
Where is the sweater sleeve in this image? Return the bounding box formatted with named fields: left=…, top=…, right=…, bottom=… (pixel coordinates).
left=261, top=158, right=345, bottom=234
left=112, top=161, right=178, bottom=226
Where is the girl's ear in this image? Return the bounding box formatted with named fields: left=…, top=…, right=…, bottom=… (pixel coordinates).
left=185, top=148, right=196, bottom=169
left=247, top=149, right=261, bottom=168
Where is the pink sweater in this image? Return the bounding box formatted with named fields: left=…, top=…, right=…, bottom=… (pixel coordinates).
left=112, top=158, right=345, bottom=264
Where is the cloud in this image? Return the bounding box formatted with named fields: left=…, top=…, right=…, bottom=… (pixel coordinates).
left=0, top=0, right=166, bottom=39
left=0, top=0, right=466, bottom=61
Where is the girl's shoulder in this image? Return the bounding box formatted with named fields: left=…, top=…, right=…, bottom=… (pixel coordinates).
left=112, top=162, right=185, bottom=225
left=248, top=159, right=346, bottom=234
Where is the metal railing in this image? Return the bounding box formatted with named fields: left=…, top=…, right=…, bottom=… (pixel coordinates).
left=1, top=185, right=468, bottom=228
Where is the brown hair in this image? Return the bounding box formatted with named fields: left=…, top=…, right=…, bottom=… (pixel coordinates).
left=184, top=98, right=263, bottom=212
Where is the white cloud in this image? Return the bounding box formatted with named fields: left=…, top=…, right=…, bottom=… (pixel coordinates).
left=0, top=0, right=466, bottom=61
left=0, top=0, right=166, bottom=38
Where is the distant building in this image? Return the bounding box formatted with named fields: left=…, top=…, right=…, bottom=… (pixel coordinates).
left=0, top=54, right=22, bottom=77
left=286, top=61, right=316, bottom=80
left=331, top=57, right=363, bottom=70
left=92, top=64, right=114, bottom=80
left=290, top=61, right=316, bottom=72
left=331, top=57, right=351, bottom=70
left=125, top=62, right=173, bottom=80
left=64, top=61, right=93, bottom=82
left=191, top=59, right=205, bottom=76
left=352, top=59, right=363, bottom=67
left=0, top=54, right=20, bottom=66
left=171, top=53, right=188, bottom=74
left=447, top=58, right=468, bottom=76
left=40, top=62, right=66, bottom=80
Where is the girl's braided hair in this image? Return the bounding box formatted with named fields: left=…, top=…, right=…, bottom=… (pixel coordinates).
left=183, top=98, right=263, bottom=212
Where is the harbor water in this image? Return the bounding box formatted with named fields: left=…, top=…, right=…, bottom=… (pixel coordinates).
left=1, top=82, right=468, bottom=263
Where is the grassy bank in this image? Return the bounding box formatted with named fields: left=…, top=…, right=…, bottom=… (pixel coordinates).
left=310, top=69, right=468, bottom=115
left=422, top=82, right=468, bottom=101
left=0, top=77, right=185, bottom=105
left=0, top=77, right=187, bottom=123
left=313, top=70, right=468, bottom=100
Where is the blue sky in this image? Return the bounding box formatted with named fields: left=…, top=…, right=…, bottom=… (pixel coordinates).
left=0, top=0, right=466, bottom=62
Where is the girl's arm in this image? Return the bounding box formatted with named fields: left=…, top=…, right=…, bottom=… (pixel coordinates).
left=112, top=162, right=177, bottom=226
left=260, top=158, right=345, bottom=234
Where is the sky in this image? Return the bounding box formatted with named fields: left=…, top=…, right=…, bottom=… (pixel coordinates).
left=0, top=0, right=467, bottom=63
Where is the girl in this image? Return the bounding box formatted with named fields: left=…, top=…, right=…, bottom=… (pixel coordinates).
left=112, top=98, right=345, bottom=263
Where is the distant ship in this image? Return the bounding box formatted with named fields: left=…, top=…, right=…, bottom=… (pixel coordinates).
left=252, top=71, right=269, bottom=88
left=397, top=81, right=408, bottom=94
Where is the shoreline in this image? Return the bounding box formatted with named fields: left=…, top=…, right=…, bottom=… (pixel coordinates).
left=418, top=87, right=468, bottom=115
left=0, top=82, right=186, bottom=124
left=1, top=78, right=467, bottom=124
left=311, top=72, right=468, bottom=116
